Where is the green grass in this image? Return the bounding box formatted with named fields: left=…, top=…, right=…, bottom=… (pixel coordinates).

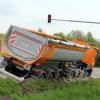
left=0, top=78, right=100, bottom=100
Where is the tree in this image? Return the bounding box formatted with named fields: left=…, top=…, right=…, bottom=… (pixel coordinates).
left=53, top=32, right=65, bottom=39
left=66, top=30, right=85, bottom=41
left=86, top=32, right=95, bottom=42
left=0, top=33, right=3, bottom=38
left=85, top=32, right=98, bottom=46
left=38, top=27, right=44, bottom=32
left=0, top=33, right=3, bottom=49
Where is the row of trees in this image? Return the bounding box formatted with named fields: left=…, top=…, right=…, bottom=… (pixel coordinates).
left=38, top=28, right=100, bottom=48
left=53, top=30, right=100, bottom=48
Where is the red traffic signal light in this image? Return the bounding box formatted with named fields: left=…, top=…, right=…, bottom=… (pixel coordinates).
left=48, top=14, right=51, bottom=23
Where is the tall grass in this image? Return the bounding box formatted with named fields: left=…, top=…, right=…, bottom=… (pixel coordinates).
left=0, top=78, right=100, bottom=100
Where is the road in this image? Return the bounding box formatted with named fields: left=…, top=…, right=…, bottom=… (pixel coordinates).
left=0, top=73, right=7, bottom=78
left=91, top=68, right=100, bottom=78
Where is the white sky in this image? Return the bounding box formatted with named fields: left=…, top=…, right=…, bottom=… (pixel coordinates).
left=0, top=0, right=100, bottom=39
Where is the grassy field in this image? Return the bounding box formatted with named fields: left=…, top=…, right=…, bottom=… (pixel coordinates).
left=0, top=78, right=100, bottom=100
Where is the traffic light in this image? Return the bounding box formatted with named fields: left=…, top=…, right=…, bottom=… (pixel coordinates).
left=48, top=14, right=51, bottom=23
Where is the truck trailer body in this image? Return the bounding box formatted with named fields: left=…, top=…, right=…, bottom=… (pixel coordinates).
left=0, top=25, right=97, bottom=81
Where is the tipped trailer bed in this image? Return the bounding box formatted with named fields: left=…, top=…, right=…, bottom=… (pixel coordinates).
left=0, top=25, right=97, bottom=81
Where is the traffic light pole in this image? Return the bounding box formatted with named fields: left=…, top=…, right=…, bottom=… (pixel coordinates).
left=48, top=14, right=100, bottom=24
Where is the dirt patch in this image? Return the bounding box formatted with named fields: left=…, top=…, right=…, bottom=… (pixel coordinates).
left=19, top=78, right=52, bottom=95
left=0, top=96, right=11, bottom=100
left=21, top=86, right=33, bottom=95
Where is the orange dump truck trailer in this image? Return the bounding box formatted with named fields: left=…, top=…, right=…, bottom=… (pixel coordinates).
left=0, top=25, right=97, bottom=81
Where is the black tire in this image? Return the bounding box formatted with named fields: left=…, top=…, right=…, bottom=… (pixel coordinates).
left=48, top=72, right=55, bottom=79
left=46, top=68, right=55, bottom=79
left=38, top=72, right=47, bottom=78
left=64, top=71, right=75, bottom=81
left=55, top=69, right=63, bottom=81
left=87, top=69, right=93, bottom=77
left=69, top=71, right=75, bottom=79
left=31, top=71, right=47, bottom=79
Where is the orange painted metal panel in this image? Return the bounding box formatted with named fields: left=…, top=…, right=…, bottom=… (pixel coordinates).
left=81, top=47, right=96, bottom=67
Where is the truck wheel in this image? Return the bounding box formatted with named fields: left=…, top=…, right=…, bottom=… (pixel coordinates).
left=65, top=71, right=75, bottom=81
left=70, top=71, right=75, bottom=79
left=48, top=72, right=55, bottom=79
left=55, top=69, right=63, bottom=81
left=37, top=72, right=47, bottom=78
left=63, top=72, right=70, bottom=82
left=78, top=71, right=84, bottom=78
left=88, top=68, right=93, bottom=77
left=47, top=68, right=55, bottom=79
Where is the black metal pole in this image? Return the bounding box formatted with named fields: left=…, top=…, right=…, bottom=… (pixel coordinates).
left=51, top=19, right=100, bottom=24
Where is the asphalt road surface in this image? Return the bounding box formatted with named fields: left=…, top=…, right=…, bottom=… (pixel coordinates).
left=91, top=68, right=100, bottom=78
left=0, top=73, right=7, bottom=78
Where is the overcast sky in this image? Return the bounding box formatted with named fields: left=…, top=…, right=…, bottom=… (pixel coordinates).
left=0, top=0, right=100, bottom=39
